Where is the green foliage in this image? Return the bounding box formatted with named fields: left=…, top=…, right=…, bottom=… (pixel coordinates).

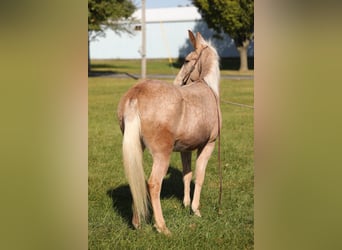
left=88, top=0, right=136, bottom=39
left=89, top=75, right=254, bottom=249
left=192, top=0, right=254, bottom=46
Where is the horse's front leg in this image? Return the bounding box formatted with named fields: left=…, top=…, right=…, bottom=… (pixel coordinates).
left=148, top=153, right=171, bottom=236
left=181, top=151, right=192, bottom=207
left=192, top=142, right=215, bottom=217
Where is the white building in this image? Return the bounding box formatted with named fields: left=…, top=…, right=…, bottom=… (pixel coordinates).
left=90, top=6, right=254, bottom=59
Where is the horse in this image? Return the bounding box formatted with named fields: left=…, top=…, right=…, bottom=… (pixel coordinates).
left=117, top=31, right=221, bottom=235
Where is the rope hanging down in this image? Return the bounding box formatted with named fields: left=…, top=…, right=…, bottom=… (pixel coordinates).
left=220, top=100, right=254, bottom=109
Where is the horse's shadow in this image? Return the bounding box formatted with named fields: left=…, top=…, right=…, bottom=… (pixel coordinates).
left=106, top=166, right=195, bottom=227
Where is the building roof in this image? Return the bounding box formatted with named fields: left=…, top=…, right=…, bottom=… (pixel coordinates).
left=133, top=6, right=201, bottom=23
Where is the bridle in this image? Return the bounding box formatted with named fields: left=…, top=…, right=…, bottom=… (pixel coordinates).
left=181, top=46, right=208, bottom=86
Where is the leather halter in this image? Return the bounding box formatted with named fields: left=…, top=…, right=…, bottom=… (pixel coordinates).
left=181, top=46, right=208, bottom=86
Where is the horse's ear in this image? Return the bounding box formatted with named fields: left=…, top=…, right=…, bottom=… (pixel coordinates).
left=188, top=30, right=196, bottom=49
left=196, top=32, right=206, bottom=46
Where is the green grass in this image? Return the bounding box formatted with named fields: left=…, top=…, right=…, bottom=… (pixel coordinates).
left=90, top=58, right=254, bottom=76
left=90, top=59, right=173, bottom=75
left=89, top=76, right=254, bottom=249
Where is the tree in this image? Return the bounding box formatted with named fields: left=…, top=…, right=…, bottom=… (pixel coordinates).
left=88, top=0, right=136, bottom=72
left=192, top=0, right=254, bottom=71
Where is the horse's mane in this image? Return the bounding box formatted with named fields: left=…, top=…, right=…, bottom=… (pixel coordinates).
left=201, top=41, right=220, bottom=96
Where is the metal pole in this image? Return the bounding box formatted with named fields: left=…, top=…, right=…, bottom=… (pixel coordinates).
left=141, top=0, right=146, bottom=79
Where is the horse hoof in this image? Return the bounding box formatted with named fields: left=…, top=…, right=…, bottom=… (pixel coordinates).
left=132, top=218, right=141, bottom=229
left=132, top=222, right=141, bottom=230
left=193, top=209, right=202, bottom=217
left=183, top=200, right=190, bottom=208
left=154, top=224, right=172, bottom=236
left=162, top=228, right=172, bottom=236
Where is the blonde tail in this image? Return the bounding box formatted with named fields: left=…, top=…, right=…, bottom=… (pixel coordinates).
left=122, top=99, right=149, bottom=223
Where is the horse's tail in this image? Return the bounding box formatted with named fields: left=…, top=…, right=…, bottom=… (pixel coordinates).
left=122, top=99, right=149, bottom=224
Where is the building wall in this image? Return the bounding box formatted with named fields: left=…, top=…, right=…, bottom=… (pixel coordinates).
left=90, top=8, right=254, bottom=59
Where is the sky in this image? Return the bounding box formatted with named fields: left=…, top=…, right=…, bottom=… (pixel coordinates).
left=136, top=0, right=193, bottom=9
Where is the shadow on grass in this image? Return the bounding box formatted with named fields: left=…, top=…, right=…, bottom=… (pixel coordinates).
left=106, top=166, right=195, bottom=228
left=91, top=64, right=120, bottom=69
left=88, top=70, right=139, bottom=80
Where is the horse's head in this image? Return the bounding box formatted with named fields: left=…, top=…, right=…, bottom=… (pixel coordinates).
left=174, top=31, right=220, bottom=95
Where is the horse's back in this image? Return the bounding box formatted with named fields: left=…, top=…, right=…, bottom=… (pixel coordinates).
left=118, top=80, right=184, bottom=151
left=117, top=79, right=219, bottom=152
left=118, top=80, right=179, bottom=126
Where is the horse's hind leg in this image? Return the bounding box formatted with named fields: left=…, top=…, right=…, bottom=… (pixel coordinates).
left=131, top=145, right=146, bottom=229
left=192, top=142, right=215, bottom=217
left=181, top=151, right=192, bottom=207
left=132, top=204, right=141, bottom=229
left=148, top=152, right=171, bottom=236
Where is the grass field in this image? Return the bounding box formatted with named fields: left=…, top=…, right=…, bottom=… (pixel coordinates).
left=90, top=58, right=254, bottom=76
left=88, top=75, right=254, bottom=249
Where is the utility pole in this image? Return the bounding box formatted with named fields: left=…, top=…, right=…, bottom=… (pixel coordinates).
left=141, top=0, right=146, bottom=79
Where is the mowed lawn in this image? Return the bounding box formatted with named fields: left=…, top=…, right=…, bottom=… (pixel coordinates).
left=90, top=58, right=254, bottom=76
left=88, top=76, right=254, bottom=249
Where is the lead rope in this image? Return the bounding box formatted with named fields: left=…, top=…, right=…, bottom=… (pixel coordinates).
left=204, top=81, right=223, bottom=215
left=216, top=95, right=223, bottom=215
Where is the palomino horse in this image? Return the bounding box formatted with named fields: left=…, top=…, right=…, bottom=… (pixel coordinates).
left=117, top=31, right=221, bottom=235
